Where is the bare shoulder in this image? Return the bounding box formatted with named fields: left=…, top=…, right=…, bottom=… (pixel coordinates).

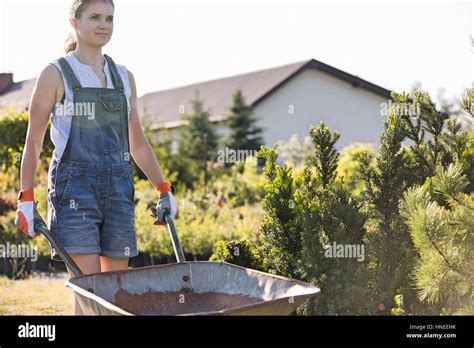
left=35, top=64, right=64, bottom=104
left=38, top=64, right=62, bottom=87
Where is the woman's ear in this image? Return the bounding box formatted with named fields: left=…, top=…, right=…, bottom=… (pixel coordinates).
left=69, top=17, right=77, bottom=29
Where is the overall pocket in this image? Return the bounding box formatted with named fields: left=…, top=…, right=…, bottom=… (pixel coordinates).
left=55, top=169, right=73, bottom=207
left=79, top=95, right=125, bottom=154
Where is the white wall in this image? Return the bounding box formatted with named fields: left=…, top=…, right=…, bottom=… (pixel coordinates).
left=152, top=68, right=390, bottom=152
left=253, top=68, right=389, bottom=149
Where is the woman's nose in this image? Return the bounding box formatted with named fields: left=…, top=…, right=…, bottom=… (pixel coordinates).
left=99, top=21, right=111, bottom=29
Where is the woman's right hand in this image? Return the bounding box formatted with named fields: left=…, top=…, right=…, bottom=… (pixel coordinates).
left=15, top=189, right=45, bottom=238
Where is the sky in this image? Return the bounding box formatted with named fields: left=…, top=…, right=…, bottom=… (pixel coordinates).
left=0, top=0, right=472, bottom=105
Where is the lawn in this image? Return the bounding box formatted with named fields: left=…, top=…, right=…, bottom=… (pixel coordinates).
left=0, top=273, right=73, bottom=315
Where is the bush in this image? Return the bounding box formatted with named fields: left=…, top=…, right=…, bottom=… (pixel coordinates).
left=134, top=178, right=262, bottom=260
left=0, top=210, right=35, bottom=279
left=0, top=108, right=53, bottom=173
left=0, top=197, right=15, bottom=216
left=209, top=156, right=265, bottom=208
left=337, top=143, right=376, bottom=195
left=209, top=239, right=269, bottom=272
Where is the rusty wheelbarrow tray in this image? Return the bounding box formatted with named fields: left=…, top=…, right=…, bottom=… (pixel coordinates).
left=35, top=215, right=320, bottom=315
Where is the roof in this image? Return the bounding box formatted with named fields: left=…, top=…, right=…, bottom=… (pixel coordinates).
left=138, top=58, right=392, bottom=129
left=0, top=78, right=36, bottom=111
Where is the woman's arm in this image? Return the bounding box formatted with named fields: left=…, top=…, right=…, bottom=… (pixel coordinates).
left=127, top=70, right=165, bottom=186
left=21, top=65, right=61, bottom=190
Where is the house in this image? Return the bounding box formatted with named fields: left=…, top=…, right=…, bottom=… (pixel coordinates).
left=0, top=58, right=393, bottom=150
left=138, top=58, right=392, bottom=150
left=0, top=73, right=35, bottom=111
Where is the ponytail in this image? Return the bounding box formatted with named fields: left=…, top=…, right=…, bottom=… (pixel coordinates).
left=64, top=32, right=77, bottom=54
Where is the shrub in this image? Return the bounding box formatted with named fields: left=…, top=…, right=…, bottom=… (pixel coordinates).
left=209, top=239, right=269, bottom=272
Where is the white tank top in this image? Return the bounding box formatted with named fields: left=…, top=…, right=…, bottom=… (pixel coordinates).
left=50, top=52, right=132, bottom=160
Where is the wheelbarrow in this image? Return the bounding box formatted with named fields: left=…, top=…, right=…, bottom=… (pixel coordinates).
left=34, top=215, right=320, bottom=315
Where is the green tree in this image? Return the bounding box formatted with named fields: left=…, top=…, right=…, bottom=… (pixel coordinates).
left=258, top=122, right=370, bottom=314
left=402, top=164, right=473, bottom=314
left=357, top=91, right=452, bottom=315
left=358, top=87, right=474, bottom=315
left=358, top=111, right=422, bottom=314
left=177, top=93, right=219, bottom=189
left=257, top=144, right=303, bottom=279
left=225, top=90, right=263, bottom=157
left=299, top=122, right=369, bottom=314
left=400, top=86, right=474, bottom=314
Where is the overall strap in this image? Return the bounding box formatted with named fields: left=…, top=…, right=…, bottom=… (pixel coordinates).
left=57, top=57, right=82, bottom=91
left=104, top=54, right=124, bottom=92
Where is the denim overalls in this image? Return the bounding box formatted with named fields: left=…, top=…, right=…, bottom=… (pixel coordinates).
left=47, top=54, right=138, bottom=261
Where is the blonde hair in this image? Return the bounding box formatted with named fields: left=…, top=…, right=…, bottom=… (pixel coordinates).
left=64, top=0, right=115, bottom=53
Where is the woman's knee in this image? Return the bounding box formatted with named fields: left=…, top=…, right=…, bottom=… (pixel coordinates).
left=67, top=253, right=101, bottom=276
left=99, top=256, right=129, bottom=272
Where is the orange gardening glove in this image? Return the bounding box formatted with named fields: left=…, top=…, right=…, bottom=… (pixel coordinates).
left=149, top=182, right=176, bottom=226
left=15, top=189, right=46, bottom=238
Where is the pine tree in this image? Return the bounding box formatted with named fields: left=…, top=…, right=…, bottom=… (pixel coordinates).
left=401, top=86, right=474, bottom=314
left=402, top=164, right=473, bottom=314
left=358, top=88, right=472, bottom=315
left=300, top=122, right=369, bottom=314
left=358, top=94, right=439, bottom=315
left=257, top=145, right=303, bottom=279
left=258, top=122, right=370, bottom=314
left=177, top=93, right=219, bottom=189
left=226, top=90, right=263, bottom=157
left=359, top=110, right=416, bottom=314
left=256, top=87, right=473, bottom=315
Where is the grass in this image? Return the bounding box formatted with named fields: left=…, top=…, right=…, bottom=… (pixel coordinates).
left=0, top=273, right=73, bottom=315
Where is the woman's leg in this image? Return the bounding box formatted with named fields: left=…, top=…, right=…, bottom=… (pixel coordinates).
left=99, top=256, right=129, bottom=272
left=67, top=253, right=101, bottom=315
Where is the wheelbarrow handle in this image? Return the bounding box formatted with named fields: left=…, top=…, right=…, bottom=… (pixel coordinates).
left=34, top=222, right=84, bottom=277
left=33, top=212, right=185, bottom=276
left=164, top=214, right=186, bottom=263
left=150, top=208, right=186, bottom=263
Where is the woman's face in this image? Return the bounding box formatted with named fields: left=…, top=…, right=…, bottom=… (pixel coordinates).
left=71, top=2, right=114, bottom=49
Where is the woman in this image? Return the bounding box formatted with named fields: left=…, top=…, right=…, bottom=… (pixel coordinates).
left=15, top=0, right=177, bottom=314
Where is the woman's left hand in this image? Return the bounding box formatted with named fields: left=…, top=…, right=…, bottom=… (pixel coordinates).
left=151, top=182, right=177, bottom=225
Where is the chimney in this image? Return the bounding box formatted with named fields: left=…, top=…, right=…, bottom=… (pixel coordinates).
left=0, top=73, right=13, bottom=95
